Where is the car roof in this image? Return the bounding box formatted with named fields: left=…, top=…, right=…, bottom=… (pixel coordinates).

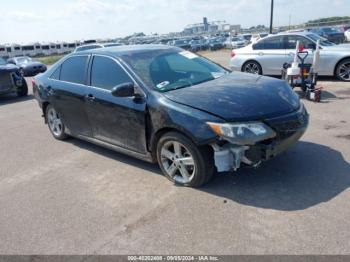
left=75, top=44, right=180, bottom=57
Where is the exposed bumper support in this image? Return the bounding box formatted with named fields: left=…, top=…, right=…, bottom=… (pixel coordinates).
left=211, top=127, right=306, bottom=173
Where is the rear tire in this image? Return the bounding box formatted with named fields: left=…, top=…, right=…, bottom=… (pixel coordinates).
left=242, top=61, right=262, bottom=75
left=45, top=104, right=68, bottom=140
left=335, top=58, right=350, bottom=81
left=156, top=132, right=214, bottom=187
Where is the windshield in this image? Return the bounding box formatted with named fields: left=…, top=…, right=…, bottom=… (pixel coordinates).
left=121, top=49, right=229, bottom=92
left=104, top=43, right=121, bottom=47
left=232, top=37, right=244, bottom=41
left=322, top=27, right=341, bottom=33
left=307, top=34, right=335, bottom=46
left=16, top=57, right=32, bottom=63
left=175, top=40, right=187, bottom=45
left=209, top=38, right=220, bottom=43
left=0, top=58, right=6, bottom=65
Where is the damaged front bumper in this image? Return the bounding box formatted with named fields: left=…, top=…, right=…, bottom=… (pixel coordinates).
left=211, top=106, right=309, bottom=172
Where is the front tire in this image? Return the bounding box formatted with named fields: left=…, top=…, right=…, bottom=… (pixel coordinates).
left=336, top=58, right=350, bottom=81
left=45, top=104, right=68, bottom=140
left=156, top=132, right=214, bottom=187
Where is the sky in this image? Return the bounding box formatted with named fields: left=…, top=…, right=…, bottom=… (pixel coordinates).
left=0, top=0, right=349, bottom=44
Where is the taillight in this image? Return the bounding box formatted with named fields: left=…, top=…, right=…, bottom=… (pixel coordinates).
left=231, top=50, right=236, bottom=58
left=32, top=79, right=36, bottom=87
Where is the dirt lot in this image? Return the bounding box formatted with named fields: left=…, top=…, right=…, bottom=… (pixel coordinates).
left=0, top=50, right=350, bottom=255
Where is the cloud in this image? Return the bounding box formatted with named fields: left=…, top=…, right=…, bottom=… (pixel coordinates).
left=1, top=0, right=350, bottom=43
left=6, top=10, right=40, bottom=23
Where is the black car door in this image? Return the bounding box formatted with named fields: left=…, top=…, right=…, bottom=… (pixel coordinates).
left=48, top=55, right=92, bottom=137
left=85, top=55, right=147, bottom=154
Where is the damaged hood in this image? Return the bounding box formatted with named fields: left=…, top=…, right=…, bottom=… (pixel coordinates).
left=163, top=72, right=300, bottom=121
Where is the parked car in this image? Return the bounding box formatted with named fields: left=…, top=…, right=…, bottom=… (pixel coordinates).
left=33, top=45, right=308, bottom=187
left=7, top=56, right=47, bottom=77
left=230, top=36, right=248, bottom=49
left=74, top=42, right=122, bottom=52
left=189, top=39, right=202, bottom=52
left=240, top=34, right=253, bottom=42
left=169, top=39, right=191, bottom=50
left=0, top=57, right=28, bottom=97
left=230, top=32, right=350, bottom=81
left=199, top=39, right=209, bottom=50
left=207, top=38, right=224, bottom=50
left=310, top=27, right=345, bottom=44
left=345, top=29, right=350, bottom=42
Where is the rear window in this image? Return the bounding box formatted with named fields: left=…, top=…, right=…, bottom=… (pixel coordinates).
left=60, top=56, right=88, bottom=84
left=253, top=36, right=284, bottom=50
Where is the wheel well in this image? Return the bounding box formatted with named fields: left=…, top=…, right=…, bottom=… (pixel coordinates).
left=334, top=57, right=350, bottom=76
left=241, top=60, right=263, bottom=74
left=42, top=102, right=50, bottom=122
left=149, top=127, right=200, bottom=161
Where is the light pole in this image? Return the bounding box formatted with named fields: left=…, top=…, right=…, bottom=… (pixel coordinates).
left=269, top=0, right=274, bottom=34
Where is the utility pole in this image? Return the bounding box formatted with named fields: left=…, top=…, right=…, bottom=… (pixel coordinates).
left=269, top=0, right=274, bottom=34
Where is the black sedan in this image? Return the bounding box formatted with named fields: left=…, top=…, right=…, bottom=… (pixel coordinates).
left=33, top=45, right=308, bottom=187
left=0, top=57, right=28, bottom=97
left=7, top=56, right=47, bottom=77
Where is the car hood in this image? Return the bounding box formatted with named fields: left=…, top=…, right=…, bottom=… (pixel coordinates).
left=0, top=64, right=19, bottom=73
left=163, top=72, right=300, bottom=122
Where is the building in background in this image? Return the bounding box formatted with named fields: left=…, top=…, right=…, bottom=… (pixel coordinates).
left=183, top=17, right=241, bottom=35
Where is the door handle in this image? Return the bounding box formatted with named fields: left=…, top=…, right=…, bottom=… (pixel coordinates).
left=85, top=94, right=95, bottom=102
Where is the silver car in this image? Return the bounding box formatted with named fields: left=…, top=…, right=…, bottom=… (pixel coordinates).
left=230, top=32, right=350, bottom=81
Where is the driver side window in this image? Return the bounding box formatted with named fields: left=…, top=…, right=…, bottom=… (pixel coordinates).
left=253, top=36, right=284, bottom=50
left=90, top=56, right=132, bottom=91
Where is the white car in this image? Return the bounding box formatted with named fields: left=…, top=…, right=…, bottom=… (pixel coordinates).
left=230, top=32, right=350, bottom=81
left=345, top=29, right=350, bottom=42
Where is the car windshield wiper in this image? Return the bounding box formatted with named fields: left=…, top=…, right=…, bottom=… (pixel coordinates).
left=164, top=77, right=216, bottom=92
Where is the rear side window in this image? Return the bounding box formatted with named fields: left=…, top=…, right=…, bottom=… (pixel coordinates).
left=253, top=36, right=284, bottom=50
left=60, top=56, right=88, bottom=84
left=90, top=56, right=132, bottom=90
left=50, top=66, right=61, bottom=80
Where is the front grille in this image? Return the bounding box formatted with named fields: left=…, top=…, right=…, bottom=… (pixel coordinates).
left=0, top=72, right=14, bottom=92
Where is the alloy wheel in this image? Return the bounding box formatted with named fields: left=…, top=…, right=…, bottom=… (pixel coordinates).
left=47, top=107, right=63, bottom=137
left=337, top=61, right=350, bottom=81
left=243, top=62, right=261, bottom=74
left=160, top=141, right=196, bottom=184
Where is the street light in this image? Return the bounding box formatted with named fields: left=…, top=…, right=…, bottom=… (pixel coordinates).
left=269, top=0, right=274, bottom=34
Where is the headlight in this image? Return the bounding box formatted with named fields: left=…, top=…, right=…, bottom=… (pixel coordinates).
left=207, top=122, right=276, bottom=145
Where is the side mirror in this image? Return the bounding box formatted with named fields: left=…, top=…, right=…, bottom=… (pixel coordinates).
left=111, top=82, right=135, bottom=97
